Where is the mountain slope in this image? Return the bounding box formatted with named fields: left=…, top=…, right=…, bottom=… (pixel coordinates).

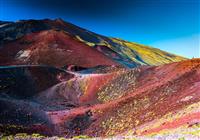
left=0, top=19, right=186, bottom=68
left=0, top=59, right=199, bottom=139
left=111, top=38, right=185, bottom=65
left=0, top=18, right=195, bottom=139
left=0, top=30, right=118, bottom=67
left=45, top=59, right=200, bottom=138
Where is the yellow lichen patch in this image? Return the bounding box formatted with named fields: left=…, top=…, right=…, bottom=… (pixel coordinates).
left=75, top=35, right=95, bottom=46
left=97, top=69, right=140, bottom=102
left=182, top=122, right=200, bottom=136
left=111, top=38, right=186, bottom=66
left=135, top=101, right=200, bottom=135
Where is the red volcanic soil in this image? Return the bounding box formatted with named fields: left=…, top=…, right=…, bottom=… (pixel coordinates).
left=78, top=73, right=116, bottom=105
left=0, top=59, right=200, bottom=138
left=140, top=111, right=200, bottom=135
left=43, top=59, right=200, bottom=137
left=0, top=30, right=118, bottom=67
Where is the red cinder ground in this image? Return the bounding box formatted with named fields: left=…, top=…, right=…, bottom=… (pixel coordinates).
left=41, top=59, right=200, bottom=137
left=1, top=59, right=199, bottom=138
left=0, top=30, right=118, bottom=67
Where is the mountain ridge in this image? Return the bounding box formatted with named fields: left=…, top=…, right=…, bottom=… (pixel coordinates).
left=0, top=18, right=186, bottom=68
left=0, top=18, right=199, bottom=139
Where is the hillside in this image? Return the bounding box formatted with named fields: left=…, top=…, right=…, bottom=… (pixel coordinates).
left=0, top=59, right=199, bottom=139
left=0, top=19, right=186, bottom=68
left=0, top=30, right=118, bottom=67
left=111, top=38, right=185, bottom=65
left=0, top=18, right=196, bottom=140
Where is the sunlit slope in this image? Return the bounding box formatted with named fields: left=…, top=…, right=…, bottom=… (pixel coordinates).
left=0, top=19, right=187, bottom=68
left=74, top=29, right=187, bottom=66
left=110, top=38, right=187, bottom=65
left=76, top=35, right=187, bottom=67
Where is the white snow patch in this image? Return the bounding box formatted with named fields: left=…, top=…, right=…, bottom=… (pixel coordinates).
left=16, top=50, right=31, bottom=60
left=0, top=24, right=9, bottom=28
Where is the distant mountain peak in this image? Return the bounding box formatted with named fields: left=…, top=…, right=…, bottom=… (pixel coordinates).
left=54, top=18, right=65, bottom=22
left=0, top=19, right=186, bottom=68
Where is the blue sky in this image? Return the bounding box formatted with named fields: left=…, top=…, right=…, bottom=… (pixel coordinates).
left=0, top=0, right=199, bottom=58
